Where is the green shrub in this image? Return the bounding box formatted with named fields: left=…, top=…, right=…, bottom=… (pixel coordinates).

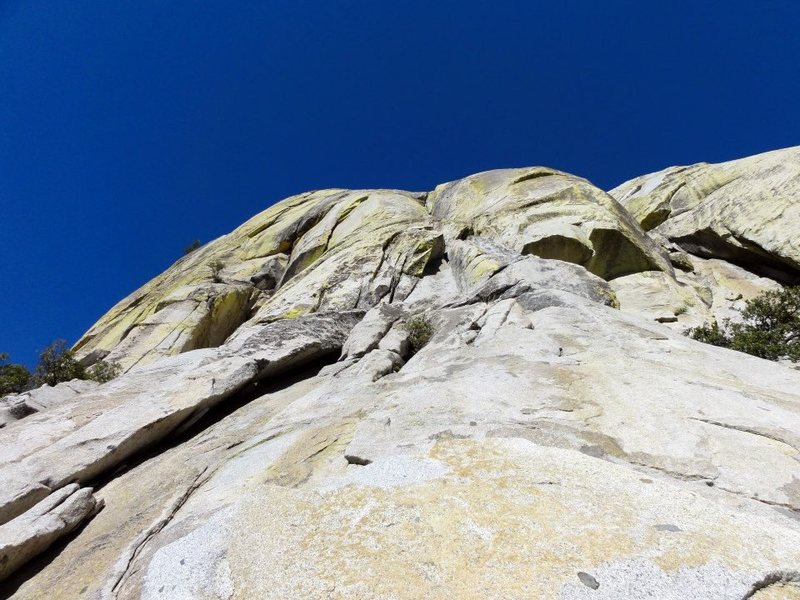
left=687, top=320, right=730, bottom=348
left=687, top=286, right=800, bottom=361
left=32, top=340, right=87, bottom=387
left=209, top=259, right=225, bottom=283
left=2, top=343, right=123, bottom=394
left=0, top=353, right=32, bottom=396
left=183, top=240, right=202, bottom=255
left=88, top=360, right=123, bottom=383
left=404, top=315, right=433, bottom=355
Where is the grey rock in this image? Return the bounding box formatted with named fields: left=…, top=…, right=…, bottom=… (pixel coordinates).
left=611, top=146, right=800, bottom=282
left=0, top=311, right=361, bottom=529
left=0, top=484, right=102, bottom=581
left=377, top=322, right=412, bottom=358
left=577, top=571, right=600, bottom=590
left=340, top=303, right=404, bottom=360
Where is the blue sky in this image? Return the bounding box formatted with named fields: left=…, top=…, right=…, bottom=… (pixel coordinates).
left=1, top=1, right=799, bottom=367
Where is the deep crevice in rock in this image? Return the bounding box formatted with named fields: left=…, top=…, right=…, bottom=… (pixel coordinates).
left=511, top=169, right=562, bottom=185
left=0, top=350, right=343, bottom=594
left=741, top=571, right=800, bottom=599
left=672, top=229, right=800, bottom=285
left=90, top=350, right=342, bottom=494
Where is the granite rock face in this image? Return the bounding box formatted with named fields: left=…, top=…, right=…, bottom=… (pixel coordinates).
left=73, top=170, right=672, bottom=372
left=427, top=167, right=673, bottom=280
left=0, top=380, right=99, bottom=428
left=610, top=146, right=800, bottom=283
left=2, top=151, right=800, bottom=599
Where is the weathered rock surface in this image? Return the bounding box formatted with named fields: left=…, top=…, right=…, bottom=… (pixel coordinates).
left=610, top=146, right=800, bottom=282
left=0, top=311, right=361, bottom=527
left=3, top=150, right=800, bottom=598
left=73, top=189, right=443, bottom=372
left=1, top=380, right=99, bottom=428
left=7, top=292, right=800, bottom=599
left=428, top=167, right=673, bottom=280
left=74, top=170, right=670, bottom=372
left=610, top=256, right=782, bottom=330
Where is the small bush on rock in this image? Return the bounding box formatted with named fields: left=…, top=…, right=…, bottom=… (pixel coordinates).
left=404, top=316, right=433, bottom=355
left=0, top=353, right=31, bottom=395
left=687, top=286, right=800, bottom=361
left=2, top=343, right=123, bottom=393
left=209, top=259, right=225, bottom=283
left=183, top=240, right=202, bottom=255
left=33, top=340, right=87, bottom=387
left=687, top=320, right=730, bottom=348
left=88, top=360, right=123, bottom=383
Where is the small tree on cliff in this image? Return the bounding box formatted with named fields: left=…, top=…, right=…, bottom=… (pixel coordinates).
left=183, top=240, right=202, bottom=255
left=0, top=353, right=31, bottom=395
left=688, top=286, right=800, bottom=361
left=1, top=342, right=123, bottom=394
left=32, top=340, right=87, bottom=387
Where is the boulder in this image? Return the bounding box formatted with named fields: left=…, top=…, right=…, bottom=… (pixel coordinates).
left=610, top=146, right=800, bottom=282
left=0, top=484, right=102, bottom=582
left=427, top=166, right=672, bottom=279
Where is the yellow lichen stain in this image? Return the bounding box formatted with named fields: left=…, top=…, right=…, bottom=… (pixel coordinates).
left=229, top=440, right=642, bottom=599
left=262, top=420, right=357, bottom=488
left=467, top=256, right=503, bottom=285
left=404, top=233, right=445, bottom=277
left=228, top=438, right=800, bottom=599
left=276, top=306, right=311, bottom=320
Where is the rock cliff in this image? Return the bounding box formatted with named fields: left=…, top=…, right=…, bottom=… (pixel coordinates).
left=2, top=148, right=800, bottom=599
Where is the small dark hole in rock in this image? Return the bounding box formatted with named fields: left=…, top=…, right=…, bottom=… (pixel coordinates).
left=577, top=571, right=600, bottom=590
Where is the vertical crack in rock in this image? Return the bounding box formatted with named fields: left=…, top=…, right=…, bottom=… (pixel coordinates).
left=689, top=417, right=799, bottom=453
left=107, top=467, right=212, bottom=598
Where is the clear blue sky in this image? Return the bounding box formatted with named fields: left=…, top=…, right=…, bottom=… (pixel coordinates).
left=2, top=1, right=799, bottom=367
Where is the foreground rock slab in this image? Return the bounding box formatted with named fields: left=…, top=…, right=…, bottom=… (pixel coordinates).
left=0, top=311, right=361, bottom=530
left=5, top=292, right=800, bottom=599
left=0, top=484, right=102, bottom=582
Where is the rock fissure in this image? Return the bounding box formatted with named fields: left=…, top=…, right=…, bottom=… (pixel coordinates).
left=689, top=417, right=799, bottom=453
left=107, top=466, right=213, bottom=598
